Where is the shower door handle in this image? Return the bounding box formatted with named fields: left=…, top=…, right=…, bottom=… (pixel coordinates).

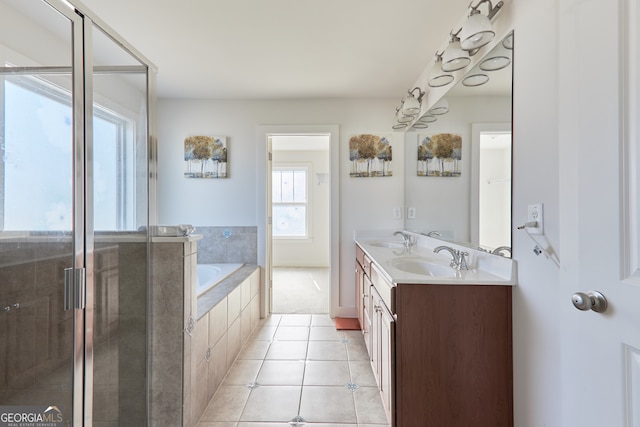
left=64, top=267, right=86, bottom=311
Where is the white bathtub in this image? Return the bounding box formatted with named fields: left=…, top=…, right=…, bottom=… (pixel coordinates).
left=196, top=263, right=244, bottom=296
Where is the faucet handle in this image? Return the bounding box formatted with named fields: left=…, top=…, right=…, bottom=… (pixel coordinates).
left=458, top=251, right=469, bottom=270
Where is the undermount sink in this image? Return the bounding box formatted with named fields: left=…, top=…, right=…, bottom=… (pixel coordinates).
left=367, top=240, right=405, bottom=249
left=390, top=257, right=457, bottom=277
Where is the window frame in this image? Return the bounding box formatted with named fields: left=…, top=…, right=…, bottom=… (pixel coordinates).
left=272, top=163, right=312, bottom=240
left=1, top=73, right=135, bottom=231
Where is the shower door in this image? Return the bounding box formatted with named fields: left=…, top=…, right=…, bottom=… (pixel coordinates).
left=0, top=0, right=85, bottom=424
left=0, top=0, right=154, bottom=425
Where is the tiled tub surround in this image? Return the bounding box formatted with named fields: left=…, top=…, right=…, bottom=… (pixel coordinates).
left=196, top=226, right=257, bottom=264
left=150, top=235, right=261, bottom=426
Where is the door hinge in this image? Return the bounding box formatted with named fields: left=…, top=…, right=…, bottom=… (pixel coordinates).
left=64, top=267, right=86, bottom=311
left=268, top=216, right=272, bottom=225
left=268, top=152, right=272, bottom=161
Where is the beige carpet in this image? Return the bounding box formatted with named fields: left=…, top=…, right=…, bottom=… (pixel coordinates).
left=271, top=267, right=329, bottom=314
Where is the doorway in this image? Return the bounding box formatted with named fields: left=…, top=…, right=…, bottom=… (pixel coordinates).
left=269, top=134, right=331, bottom=314
left=257, top=125, right=340, bottom=317
left=470, top=123, right=512, bottom=251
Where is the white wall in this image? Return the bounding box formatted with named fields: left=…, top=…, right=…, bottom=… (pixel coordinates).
left=507, top=1, right=563, bottom=426
left=157, top=98, right=405, bottom=314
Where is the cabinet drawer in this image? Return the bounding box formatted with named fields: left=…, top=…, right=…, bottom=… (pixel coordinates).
left=356, top=244, right=372, bottom=277
left=356, top=244, right=365, bottom=266
left=371, top=263, right=395, bottom=314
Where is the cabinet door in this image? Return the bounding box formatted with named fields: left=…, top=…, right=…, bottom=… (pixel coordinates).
left=370, top=286, right=383, bottom=382
left=362, top=275, right=373, bottom=358
left=379, top=300, right=395, bottom=421
left=355, top=260, right=364, bottom=331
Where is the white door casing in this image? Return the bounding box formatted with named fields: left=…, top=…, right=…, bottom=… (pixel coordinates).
left=559, top=0, right=640, bottom=426
left=256, top=125, right=340, bottom=317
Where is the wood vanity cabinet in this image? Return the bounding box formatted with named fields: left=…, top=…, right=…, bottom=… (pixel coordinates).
left=355, top=245, right=372, bottom=355
left=355, top=244, right=513, bottom=427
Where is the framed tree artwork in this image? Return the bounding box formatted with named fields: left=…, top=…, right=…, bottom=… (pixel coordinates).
left=184, top=135, right=228, bottom=178
left=349, top=133, right=392, bottom=177
left=417, top=133, right=462, bottom=177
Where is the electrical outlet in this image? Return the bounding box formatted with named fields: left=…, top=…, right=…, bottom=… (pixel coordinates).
left=407, top=207, right=416, bottom=219
left=527, top=203, right=544, bottom=235
left=393, top=207, right=402, bottom=219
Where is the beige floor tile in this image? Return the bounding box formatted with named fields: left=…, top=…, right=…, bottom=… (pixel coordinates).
left=265, top=341, right=308, bottom=360
left=239, top=385, right=301, bottom=422
left=197, top=422, right=238, bottom=427
left=353, top=386, right=390, bottom=425
left=303, top=361, right=351, bottom=386
left=237, top=340, right=271, bottom=360
left=250, top=326, right=277, bottom=341
left=200, top=385, right=250, bottom=422
left=309, top=326, right=345, bottom=341
left=311, top=315, right=335, bottom=326
left=256, top=360, right=305, bottom=386
left=307, top=341, right=348, bottom=361
left=273, top=326, right=310, bottom=341
left=299, top=386, right=357, bottom=424
left=303, top=424, right=358, bottom=427
left=236, top=423, right=290, bottom=427
left=223, top=360, right=263, bottom=386
left=262, top=314, right=282, bottom=325
left=278, top=314, right=312, bottom=326
left=348, top=361, right=377, bottom=387
left=345, top=337, right=369, bottom=361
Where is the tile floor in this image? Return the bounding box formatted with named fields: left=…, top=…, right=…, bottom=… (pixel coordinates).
left=197, top=313, right=390, bottom=427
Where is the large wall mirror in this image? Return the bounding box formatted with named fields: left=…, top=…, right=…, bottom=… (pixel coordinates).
left=404, top=32, right=513, bottom=256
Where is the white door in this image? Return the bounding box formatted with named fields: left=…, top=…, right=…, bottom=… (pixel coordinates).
left=559, top=0, right=640, bottom=425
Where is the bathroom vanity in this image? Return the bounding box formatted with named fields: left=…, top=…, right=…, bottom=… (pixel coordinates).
left=355, top=232, right=515, bottom=427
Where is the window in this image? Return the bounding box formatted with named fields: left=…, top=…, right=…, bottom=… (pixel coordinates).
left=272, top=166, right=309, bottom=238
left=2, top=76, right=136, bottom=231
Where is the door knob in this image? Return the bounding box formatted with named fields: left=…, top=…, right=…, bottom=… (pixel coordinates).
left=572, top=291, right=608, bottom=313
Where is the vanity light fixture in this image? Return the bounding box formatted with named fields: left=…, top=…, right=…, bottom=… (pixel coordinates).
left=502, top=31, right=514, bottom=50
left=479, top=51, right=510, bottom=71
left=462, top=73, right=490, bottom=87
left=428, top=98, right=449, bottom=115
left=428, top=54, right=455, bottom=88
left=441, top=33, right=471, bottom=72
left=392, top=122, right=409, bottom=130
left=418, top=114, right=437, bottom=123
left=396, top=107, right=415, bottom=124
left=459, top=0, right=504, bottom=52
left=393, top=106, right=413, bottom=129
left=402, top=87, right=425, bottom=116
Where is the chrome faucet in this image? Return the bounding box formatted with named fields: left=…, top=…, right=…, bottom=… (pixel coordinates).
left=492, top=246, right=512, bottom=257
left=393, top=231, right=413, bottom=249
left=433, top=245, right=469, bottom=270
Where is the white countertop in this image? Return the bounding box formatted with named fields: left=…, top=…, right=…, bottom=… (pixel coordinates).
left=355, top=230, right=517, bottom=286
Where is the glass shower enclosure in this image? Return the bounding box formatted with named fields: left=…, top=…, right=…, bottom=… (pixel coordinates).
left=0, top=0, right=156, bottom=425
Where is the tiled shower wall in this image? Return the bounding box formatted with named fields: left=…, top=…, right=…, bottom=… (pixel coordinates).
left=195, top=226, right=257, bottom=264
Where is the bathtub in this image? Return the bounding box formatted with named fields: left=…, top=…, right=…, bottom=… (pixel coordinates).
left=196, top=263, right=244, bottom=296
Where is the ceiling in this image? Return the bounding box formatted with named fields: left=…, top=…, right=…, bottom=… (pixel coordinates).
left=76, top=0, right=473, bottom=100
